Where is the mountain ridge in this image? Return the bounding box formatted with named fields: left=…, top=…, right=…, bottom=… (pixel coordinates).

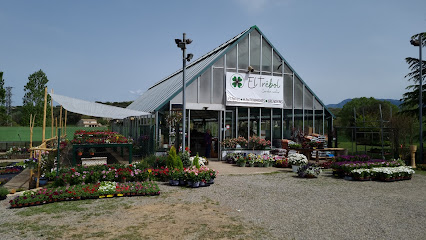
left=326, top=98, right=402, bottom=108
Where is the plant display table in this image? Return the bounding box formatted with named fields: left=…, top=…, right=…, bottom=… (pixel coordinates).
left=293, top=148, right=346, bottom=162
left=72, top=143, right=132, bottom=166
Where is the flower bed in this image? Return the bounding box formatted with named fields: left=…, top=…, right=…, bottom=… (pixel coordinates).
left=0, top=166, right=24, bottom=175
left=70, top=130, right=130, bottom=144
left=47, top=164, right=170, bottom=186
left=330, top=155, right=414, bottom=181
left=351, top=166, right=415, bottom=181
left=331, top=159, right=403, bottom=177
left=224, top=152, right=289, bottom=168
left=168, top=166, right=218, bottom=188
left=8, top=181, right=160, bottom=208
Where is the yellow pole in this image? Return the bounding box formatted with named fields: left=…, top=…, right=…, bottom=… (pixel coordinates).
left=29, top=114, right=34, bottom=189
left=42, top=87, right=47, bottom=143
left=59, top=106, right=63, bottom=130
left=64, top=110, right=68, bottom=138
left=51, top=89, right=54, bottom=139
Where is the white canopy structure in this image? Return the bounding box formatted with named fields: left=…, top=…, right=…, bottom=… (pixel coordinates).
left=49, top=93, right=150, bottom=119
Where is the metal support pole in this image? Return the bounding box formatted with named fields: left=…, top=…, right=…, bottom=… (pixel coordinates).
left=181, top=33, right=187, bottom=152
left=419, top=34, right=423, bottom=163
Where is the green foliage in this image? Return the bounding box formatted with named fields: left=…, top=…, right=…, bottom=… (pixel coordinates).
left=179, top=150, right=191, bottom=168
left=0, top=186, right=9, bottom=197
left=0, top=72, right=9, bottom=126
left=401, top=32, right=426, bottom=116
left=193, top=153, right=201, bottom=169
left=21, top=69, right=51, bottom=126
left=338, top=97, right=399, bottom=128
left=167, top=146, right=183, bottom=169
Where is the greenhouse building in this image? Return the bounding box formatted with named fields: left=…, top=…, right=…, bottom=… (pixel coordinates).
left=116, top=25, right=334, bottom=158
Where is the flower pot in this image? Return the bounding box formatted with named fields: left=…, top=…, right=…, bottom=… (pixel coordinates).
left=292, top=165, right=300, bottom=173
left=187, top=181, right=193, bottom=187
left=169, top=180, right=179, bottom=186
left=191, top=181, right=200, bottom=188
left=77, top=152, right=83, bottom=156
left=200, top=181, right=207, bottom=187
left=117, top=193, right=124, bottom=197
left=344, top=176, right=353, bottom=181
left=179, top=179, right=187, bottom=186
left=249, top=163, right=255, bottom=167
left=106, top=194, right=114, bottom=198
left=263, top=162, right=270, bottom=168
left=208, top=178, right=215, bottom=184
left=238, top=162, right=246, bottom=167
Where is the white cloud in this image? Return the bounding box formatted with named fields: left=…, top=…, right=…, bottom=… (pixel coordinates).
left=129, top=89, right=144, bottom=95
left=233, top=0, right=290, bottom=13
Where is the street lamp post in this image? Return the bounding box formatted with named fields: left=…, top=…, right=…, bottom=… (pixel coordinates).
left=411, top=34, right=423, bottom=163
left=175, top=33, right=193, bottom=152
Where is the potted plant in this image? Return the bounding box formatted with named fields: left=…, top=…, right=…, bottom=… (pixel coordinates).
left=0, top=187, right=9, bottom=200
left=24, top=157, right=38, bottom=169
left=275, top=157, right=289, bottom=168
left=297, top=163, right=321, bottom=178
left=185, top=167, right=201, bottom=188
left=288, top=153, right=308, bottom=172
left=236, top=156, right=246, bottom=167
left=169, top=168, right=181, bottom=186
left=89, top=148, right=96, bottom=156
left=247, top=153, right=257, bottom=167
left=77, top=148, right=84, bottom=156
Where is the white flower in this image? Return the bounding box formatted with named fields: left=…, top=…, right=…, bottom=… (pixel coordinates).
left=288, top=153, right=308, bottom=165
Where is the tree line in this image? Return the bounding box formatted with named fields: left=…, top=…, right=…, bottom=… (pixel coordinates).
left=0, top=70, right=132, bottom=127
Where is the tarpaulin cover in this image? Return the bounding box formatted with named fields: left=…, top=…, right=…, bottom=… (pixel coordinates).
left=49, top=93, right=150, bottom=119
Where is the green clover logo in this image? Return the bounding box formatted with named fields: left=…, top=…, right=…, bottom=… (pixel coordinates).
left=231, top=75, right=243, bottom=88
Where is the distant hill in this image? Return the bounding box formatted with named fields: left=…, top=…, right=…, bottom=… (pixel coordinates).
left=326, top=98, right=402, bottom=109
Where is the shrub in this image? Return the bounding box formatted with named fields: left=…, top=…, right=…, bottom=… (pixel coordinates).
left=0, top=187, right=9, bottom=198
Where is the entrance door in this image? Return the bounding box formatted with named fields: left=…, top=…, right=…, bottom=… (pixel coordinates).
left=224, top=110, right=234, bottom=139
left=189, top=110, right=219, bottom=158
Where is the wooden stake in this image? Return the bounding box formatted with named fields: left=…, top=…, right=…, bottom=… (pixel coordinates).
left=59, top=106, right=63, bottom=130
left=51, top=89, right=54, bottom=139
left=30, top=114, right=33, bottom=158
left=65, top=110, right=68, bottom=137
left=42, top=87, right=47, bottom=142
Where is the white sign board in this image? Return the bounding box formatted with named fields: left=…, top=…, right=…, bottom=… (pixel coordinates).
left=226, top=72, right=283, bottom=108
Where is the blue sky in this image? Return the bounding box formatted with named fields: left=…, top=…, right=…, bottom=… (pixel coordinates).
left=1, top=0, right=425, bottom=106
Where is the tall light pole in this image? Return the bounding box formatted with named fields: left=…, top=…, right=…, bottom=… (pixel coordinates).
left=411, top=33, right=423, bottom=163
left=175, top=33, right=193, bottom=152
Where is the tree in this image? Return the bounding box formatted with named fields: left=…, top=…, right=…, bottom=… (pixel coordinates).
left=338, top=97, right=398, bottom=128
left=0, top=72, right=8, bottom=126
left=21, top=70, right=50, bottom=126
left=401, top=32, right=426, bottom=116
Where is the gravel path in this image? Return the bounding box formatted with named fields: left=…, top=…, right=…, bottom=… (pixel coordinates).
left=0, top=164, right=425, bottom=240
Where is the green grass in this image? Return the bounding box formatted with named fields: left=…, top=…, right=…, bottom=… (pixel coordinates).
left=17, top=200, right=92, bottom=216
left=0, top=126, right=108, bottom=142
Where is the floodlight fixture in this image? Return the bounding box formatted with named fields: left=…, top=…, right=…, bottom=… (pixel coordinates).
left=411, top=39, right=420, bottom=46
left=186, top=53, right=193, bottom=61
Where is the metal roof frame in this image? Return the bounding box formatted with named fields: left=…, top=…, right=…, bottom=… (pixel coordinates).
left=127, top=25, right=335, bottom=118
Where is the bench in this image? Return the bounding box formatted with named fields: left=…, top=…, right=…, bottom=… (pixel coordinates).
left=81, top=157, right=107, bottom=166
